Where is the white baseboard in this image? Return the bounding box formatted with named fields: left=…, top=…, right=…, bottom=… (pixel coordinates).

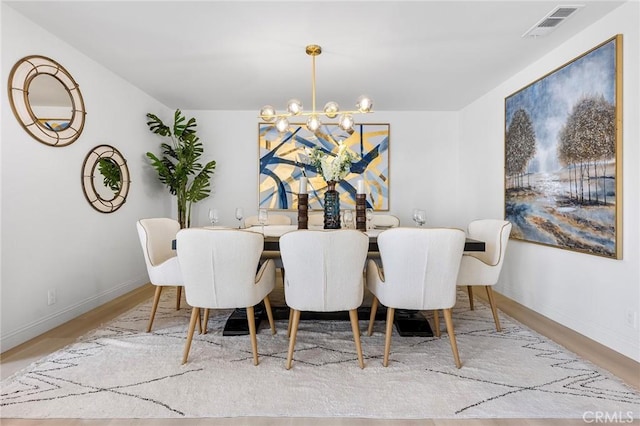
left=0, top=278, right=147, bottom=352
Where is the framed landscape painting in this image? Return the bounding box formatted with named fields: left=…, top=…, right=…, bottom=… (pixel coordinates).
left=259, top=123, right=390, bottom=211
left=505, top=35, right=622, bottom=259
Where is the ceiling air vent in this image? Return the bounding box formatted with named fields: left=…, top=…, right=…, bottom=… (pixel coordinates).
left=522, top=5, right=583, bottom=38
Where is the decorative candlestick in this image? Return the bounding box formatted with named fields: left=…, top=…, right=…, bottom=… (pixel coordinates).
left=356, top=194, right=367, bottom=231
left=297, top=193, right=309, bottom=229
left=299, top=176, right=308, bottom=194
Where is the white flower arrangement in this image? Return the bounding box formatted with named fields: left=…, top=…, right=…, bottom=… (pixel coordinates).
left=307, top=142, right=357, bottom=183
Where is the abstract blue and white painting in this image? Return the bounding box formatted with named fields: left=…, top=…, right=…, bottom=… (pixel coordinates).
left=504, top=35, right=621, bottom=258
left=259, top=123, right=389, bottom=211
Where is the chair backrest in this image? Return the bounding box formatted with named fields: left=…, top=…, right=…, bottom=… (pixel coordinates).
left=376, top=228, right=466, bottom=310
left=176, top=229, right=265, bottom=309
left=467, top=219, right=512, bottom=266
left=307, top=212, right=324, bottom=227
left=280, top=230, right=369, bottom=312
left=244, top=214, right=292, bottom=227
left=136, top=218, right=180, bottom=267
left=372, top=214, right=400, bottom=228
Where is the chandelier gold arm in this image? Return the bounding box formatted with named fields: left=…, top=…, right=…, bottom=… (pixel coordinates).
left=311, top=47, right=317, bottom=113
left=258, top=109, right=371, bottom=121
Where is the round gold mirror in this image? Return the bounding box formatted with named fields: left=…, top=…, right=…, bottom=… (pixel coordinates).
left=8, top=55, right=86, bottom=147
left=82, top=145, right=130, bottom=213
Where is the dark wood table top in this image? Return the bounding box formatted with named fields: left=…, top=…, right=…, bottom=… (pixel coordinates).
left=172, top=229, right=485, bottom=252
left=263, top=235, right=485, bottom=252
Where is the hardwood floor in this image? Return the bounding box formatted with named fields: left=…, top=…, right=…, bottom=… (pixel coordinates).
left=1, top=282, right=638, bottom=426
left=0, top=419, right=625, bottom=426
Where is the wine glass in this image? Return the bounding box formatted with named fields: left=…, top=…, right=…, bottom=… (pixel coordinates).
left=344, top=210, right=354, bottom=229
left=366, top=208, right=373, bottom=230
left=208, top=208, right=219, bottom=227
left=235, top=207, right=244, bottom=229
left=258, top=208, right=269, bottom=233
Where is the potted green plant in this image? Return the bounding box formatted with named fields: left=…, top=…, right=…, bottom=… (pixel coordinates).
left=145, top=109, right=216, bottom=228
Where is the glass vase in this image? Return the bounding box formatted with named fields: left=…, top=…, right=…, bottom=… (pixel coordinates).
left=324, top=180, right=341, bottom=229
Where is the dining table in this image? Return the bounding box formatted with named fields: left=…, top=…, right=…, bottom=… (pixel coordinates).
left=200, top=225, right=486, bottom=337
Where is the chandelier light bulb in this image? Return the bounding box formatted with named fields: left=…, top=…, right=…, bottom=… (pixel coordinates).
left=323, top=101, right=340, bottom=119
left=338, top=113, right=354, bottom=131
left=275, top=116, right=290, bottom=133
left=260, top=105, right=276, bottom=122
left=287, top=99, right=303, bottom=115
left=356, top=96, right=373, bottom=113
left=307, top=115, right=322, bottom=132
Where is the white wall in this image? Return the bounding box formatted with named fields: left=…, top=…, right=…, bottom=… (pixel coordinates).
left=182, top=110, right=462, bottom=231
left=2, top=1, right=637, bottom=363
left=458, top=2, right=639, bottom=361
left=0, top=5, right=171, bottom=350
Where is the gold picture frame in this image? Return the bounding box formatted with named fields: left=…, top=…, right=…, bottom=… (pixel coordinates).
left=504, top=35, right=623, bottom=259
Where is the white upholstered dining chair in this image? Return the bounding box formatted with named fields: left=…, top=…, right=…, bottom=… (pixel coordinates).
left=279, top=230, right=369, bottom=369
left=456, top=219, right=512, bottom=331
left=371, top=214, right=400, bottom=228
left=244, top=213, right=292, bottom=227
left=307, top=211, right=324, bottom=227
left=366, top=228, right=466, bottom=368
left=136, top=218, right=183, bottom=332
left=176, top=228, right=276, bottom=365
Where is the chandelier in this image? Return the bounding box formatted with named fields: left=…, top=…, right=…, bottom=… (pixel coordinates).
left=259, top=44, right=373, bottom=133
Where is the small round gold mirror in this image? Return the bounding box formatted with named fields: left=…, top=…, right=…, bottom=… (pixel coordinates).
left=82, top=145, right=130, bottom=213
left=8, top=55, right=86, bottom=147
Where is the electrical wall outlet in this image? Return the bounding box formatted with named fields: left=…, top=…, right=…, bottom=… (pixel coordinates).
left=47, top=289, right=56, bottom=306
left=625, top=309, right=638, bottom=329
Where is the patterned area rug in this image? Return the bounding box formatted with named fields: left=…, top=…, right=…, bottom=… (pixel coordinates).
left=1, top=288, right=638, bottom=419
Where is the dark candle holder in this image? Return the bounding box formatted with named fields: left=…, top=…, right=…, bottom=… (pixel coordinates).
left=297, top=193, right=308, bottom=229
left=356, top=194, right=366, bottom=231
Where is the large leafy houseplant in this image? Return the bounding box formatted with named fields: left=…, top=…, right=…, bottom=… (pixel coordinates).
left=146, top=109, right=216, bottom=228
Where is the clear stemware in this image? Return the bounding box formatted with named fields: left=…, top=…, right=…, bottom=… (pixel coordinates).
left=344, top=210, right=354, bottom=229
left=258, top=208, right=269, bottom=233
left=366, top=208, right=373, bottom=230
left=208, top=208, right=219, bottom=227
left=235, top=207, right=244, bottom=229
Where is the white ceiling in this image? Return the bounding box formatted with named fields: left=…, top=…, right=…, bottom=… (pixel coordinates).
left=5, top=0, right=626, bottom=112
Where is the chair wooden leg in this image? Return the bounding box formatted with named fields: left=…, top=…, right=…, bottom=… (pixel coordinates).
left=287, top=308, right=294, bottom=338
left=349, top=309, right=365, bottom=369
left=443, top=308, right=462, bottom=369
left=286, top=309, right=301, bottom=370
left=367, top=297, right=379, bottom=336
left=147, top=286, right=163, bottom=332
left=203, top=309, right=210, bottom=334
left=485, top=286, right=502, bottom=332
left=383, top=307, right=395, bottom=367
left=263, top=296, right=276, bottom=335
left=433, top=309, right=441, bottom=338
left=246, top=306, right=259, bottom=366
left=176, top=286, right=182, bottom=310
left=467, top=285, right=474, bottom=310
left=182, top=307, right=200, bottom=364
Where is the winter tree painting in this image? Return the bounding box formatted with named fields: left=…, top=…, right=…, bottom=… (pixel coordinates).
left=504, top=35, right=622, bottom=259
